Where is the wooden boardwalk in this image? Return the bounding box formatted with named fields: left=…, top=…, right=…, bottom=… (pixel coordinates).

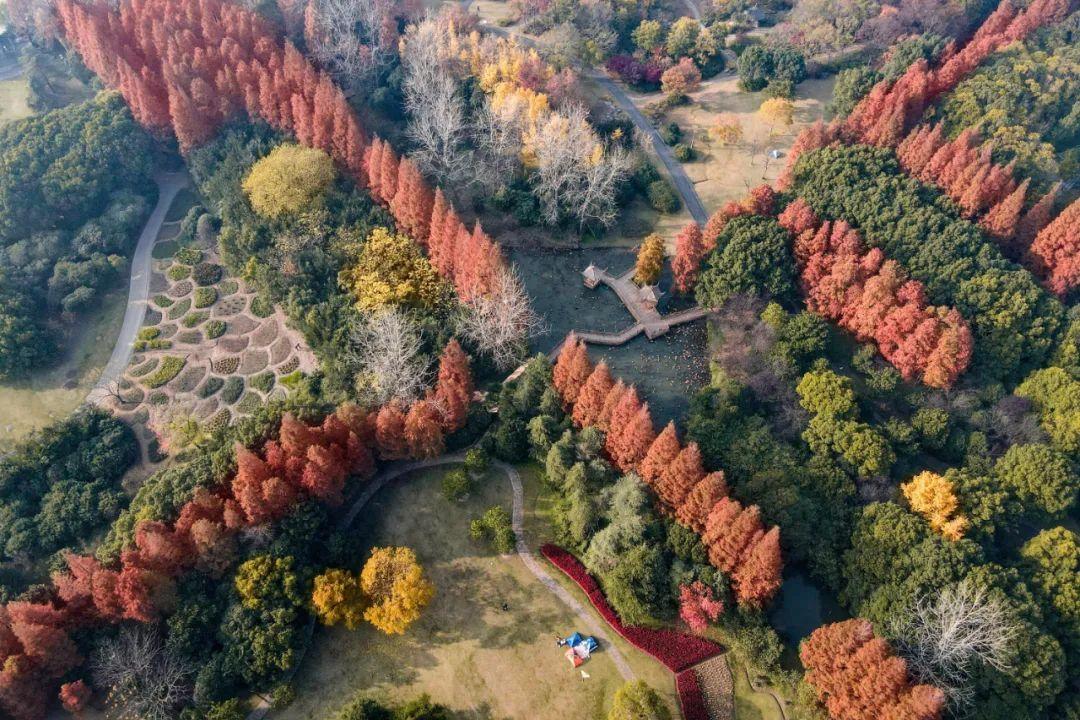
left=503, top=265, right=715, bottom=383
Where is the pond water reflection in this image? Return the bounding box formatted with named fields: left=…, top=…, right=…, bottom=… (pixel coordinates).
left=769, top=571, right=847, bottom=646
left=509, top=247, right=708, bottom=425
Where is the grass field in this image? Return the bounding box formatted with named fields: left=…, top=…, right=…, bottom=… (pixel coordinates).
left=629, top=73, right=836, bottom=212
left=0, top=290, right=127, bottom=452
left=0, top=77, right=33, bottom=125
left=731, top=659, right=787, bottom=720
left=276, top=464, right=677, bottom=720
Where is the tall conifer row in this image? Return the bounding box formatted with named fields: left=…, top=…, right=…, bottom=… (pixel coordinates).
left=778, top=199, right=974, bottom=389
left=55, top=0, right=507, bottom=299
left=553, top=338, right=784, bottom=608
left=56, top=0, right=370, bottom=178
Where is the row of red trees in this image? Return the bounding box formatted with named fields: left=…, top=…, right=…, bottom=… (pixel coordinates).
left=366, top=137, right=504, bottom=300
left=779, top=198, right=973, bottom=388
left=0, top=342, right=474, bottom=720
left=843, top=0, right=1075, bottom=149
left=801, top=619, right=945, bottom=720
left=552, top=336, right=783, bottom=608
left=56, top=0, right=505, bottom=300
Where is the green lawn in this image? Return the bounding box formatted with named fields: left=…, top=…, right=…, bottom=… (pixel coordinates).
left=165, top=187, right=200, bottom=222
left=731, top=659, right=785, bottom=720
left=0, top=290, right=127, bottom=452
left=276, top=464, right=677, bottom=720
left=0, top=77, right=33, bottom=126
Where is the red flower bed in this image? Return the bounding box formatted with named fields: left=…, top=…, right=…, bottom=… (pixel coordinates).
left=676, top=669, right=709, bottom=720
left=540, top=544, right=722, bottom=672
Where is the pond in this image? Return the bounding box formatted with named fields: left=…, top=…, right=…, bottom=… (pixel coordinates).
left=768, top=570, right=847, bottom=646
left=509, top=247, right=709, bottom=425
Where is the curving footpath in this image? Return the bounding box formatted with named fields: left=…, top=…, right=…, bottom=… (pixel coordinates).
left=247, top=456, right=634, bottom=720
left=87, top=171, right=189, bottom=405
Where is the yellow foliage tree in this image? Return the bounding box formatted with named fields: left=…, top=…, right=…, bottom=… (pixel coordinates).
left=242, top=143, right=335, bottom=219
left=312, top=568, right=367, bottom=630
left=902, top=471, right=970, bottom=541
left=711, top=113, right=744, bottom=146
left=634, top=233, right=666, bottom=286
left=758, top=98, right=795, bottom=135
left=360, top=546, right=435, bottom=635
left=340, top=227, right=447, bottom=310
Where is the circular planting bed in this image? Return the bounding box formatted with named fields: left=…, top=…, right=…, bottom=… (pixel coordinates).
left=166, top=298, right=192, bottom=320
left=249, top=319, right=279, bottom=348
left=168, top=280, right=193, bottom=298
left=214, top=296, right=247, bottom=317
left=171, top=365, right=206, bottom=393
left=238, top=349, right=269, bottom=375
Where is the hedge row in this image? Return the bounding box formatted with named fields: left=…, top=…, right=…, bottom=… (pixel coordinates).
left=540, top=543, right=722, bottom=672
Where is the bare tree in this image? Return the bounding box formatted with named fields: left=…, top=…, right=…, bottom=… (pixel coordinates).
left=91, top=627, right=193, bottom=720
left=472, top=99, right=523, bottom=193
left=401, top=18, right=473, bottom=186
left=888, top=580, right=1019, bottom=711
left=528, top=103, right=632, bottom=230
left=347, top=307, right=431, bottom=405
left=458, top=266, right=545, bottom=370
left=306, top=0, right=397, bottom=91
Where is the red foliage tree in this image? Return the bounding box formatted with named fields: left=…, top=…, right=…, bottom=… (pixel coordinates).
left=434, top=339, right=473, bottom=432
left=553, top=335, right=592, bottom=406
left=638, top=421, right=681, bottom=487
left=801, top=619, right=946, bottom=720
left=572, top=361, right=615, bottom=428
left=596, top=379, right=627, bottom=432
left=675, top=471, right=729, bottom=533
left=701, top=497, right=763, bottom=574
left=732, top=527, right=782, bottom=608
left=980, top=177, right=1028, bottom=242
left=1027, top=198, right=1080, bottom=296
left=657, top=442, right=706, bottom=508
left=603, top=385, right=642, bottom=468
left=777, top=119, right=841, bottom=190
left=1015, top=182, right=1061, bottom=251
left=787, top=215, right=973, bottom=388
left=301, top=443, right=348, bottom=504
left=672, top=222, right=707, bottom=294
left=609, top=403, right=655, bottom=474
left=405, top=400, right=446, bottom=459
left=375, top=402, right=409, bottom=460
left=678, top=581, right=725, bottom=634
left=58, top=680, right=90, bottom=714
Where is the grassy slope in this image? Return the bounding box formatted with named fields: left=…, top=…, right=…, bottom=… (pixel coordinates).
left=277, top=464, right=677, bottom=720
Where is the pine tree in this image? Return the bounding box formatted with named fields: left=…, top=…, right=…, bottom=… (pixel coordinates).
left=405, top=400, right=446, bottom=459
left=572, top=362, right=615, bottom=428
left=375, top=402, right=409, bottom=460
left=638, top=422, right=680, bottom=487
left=672, top=222, right=705, bottom=294
left=732, top=526, right=782, bottom=607
left=675, top=471, right=729, bottom=532
left=657, top=442, right=705, bottom=508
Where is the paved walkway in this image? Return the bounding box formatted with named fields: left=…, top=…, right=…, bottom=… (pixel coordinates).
left=86, top=172, right=189, bottom=405
left=247, top=456, right=634, bottom=719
